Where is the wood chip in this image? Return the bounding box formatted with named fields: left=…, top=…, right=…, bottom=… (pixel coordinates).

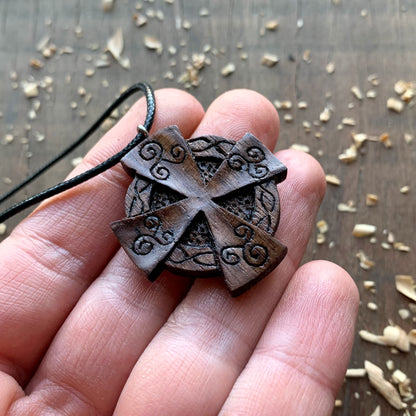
left=283, top=114, right=293, bottom=123
left=107, top=28, right=124, bottom=61
left=346, top=368, right=367, bottom=378
left=326, top=61, right=335, bottom=74
left=395, top=275, right=416, bottom=302
left=356, top=250, right=375, bottom=270
left=265, top=19, right=279, bottom=30
left=102, top=0, right=115, bottom=11
left=337, top=202, right=357, bottom=213
left=351, top=86, right=364, bottom=100
left=342, top=117, right=356, bottom=126
left=368, top=73, right=380, bottom=86
left=366, top=193, right=379, bottom=206
left=364, top=361, right=407, bottom=410
left=0, top=223, right=7, bottom=236
left=398, top=308, right=410, bottom=320
left=133, top=13, right=148, bottom=27
left=326, top=174, right=341, bottom=186
left=408, top=329, right=416, bottom=346
left=338, top=144, right=357, bottom=163
left=353, top=224, right=377, bottom=237
left=221, top=62, right=235, bottom=77
left=404, top=133, right=414, bottom=144
left=387, top=97, right=404, bottom=113
left=379, top=132, right=392, bottom=148
left=363, top=282, right=376, bottom=295
left=298, top=101, right=308, bottom=109
left=320, top=107, right=331, bottom=123
left=366, top=89, right=377, bottom=98
left=71, top=157, right=83, bottom=167
left=261, top=53, right=279, bottom=67
left=400, top=185, right=410, bottom=194
left=367, top=302, right=378, bottom=311
left=22, top=81, right=39, bottom=98
left=290, top=143, right=310, bottom=153
left=144, top=35, right=162, bottom=51
left=369, top=405, right=381, bottom=416
left=317, top=220, right=328, bottom=234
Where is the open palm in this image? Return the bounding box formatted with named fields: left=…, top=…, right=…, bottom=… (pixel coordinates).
left=0, top=89, right=358, bottom=416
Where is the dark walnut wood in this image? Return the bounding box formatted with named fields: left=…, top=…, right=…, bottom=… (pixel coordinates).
left=111, top=126, right=287, bottom=296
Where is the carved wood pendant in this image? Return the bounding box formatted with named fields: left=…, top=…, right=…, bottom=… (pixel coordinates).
left=111, top=126, right=288, bottom=296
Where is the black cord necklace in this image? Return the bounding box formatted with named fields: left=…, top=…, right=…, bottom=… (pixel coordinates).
left=0, top=82, right=155, bottom=223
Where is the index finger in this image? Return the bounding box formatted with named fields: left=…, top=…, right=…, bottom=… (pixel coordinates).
left=0, top=88, right=204, bottom=384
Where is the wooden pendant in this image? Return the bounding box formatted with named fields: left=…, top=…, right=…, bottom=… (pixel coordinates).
left=111, top=126, right=287, bottom=296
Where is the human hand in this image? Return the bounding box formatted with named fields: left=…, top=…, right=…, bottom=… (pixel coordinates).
left=0, top=89, right=358, bottom=416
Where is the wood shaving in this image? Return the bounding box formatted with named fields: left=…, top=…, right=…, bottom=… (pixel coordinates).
left=199, top=8, right=210, bottom=17
left=261, top=53, right=279, bottom=67
left=21, top=81, right=39, bottom=98
left=326, top=62, right=335, bottom=74
left=71, top=157, right=83, bottom=167
left=265, top=20, right=279, bottom=30
left=369, top=405, right=380, bottom=416
left=85, top=68, right=95, bottom=77
left=221, top=63, right=235, bottom=77
left=367, top=302, right=378, bottom=311
left=298, top=101, right=308, bottom=109
left=0, top=223, right=6, bottom=236
left=395, top=275, right=416, bottom=302
left=326, top=174, right=341, bottom=186
left=360, top=325, right=410, bottom=352
left=356, top=250, right=375, bottom=270
left=3, top=134, right=14, bottom=144
left=337, top=201, right=357, bottom=213
left=387, top=97, right=404, bottom=113
left=346, top=368, right=367, bottom=378
left=353, top=224, right=377, bottom=237
left=342, top=117, right=356, bottom=126
left=394, top=242, right=410, bottom=252
left=404, top=133, right=414, bottom=144
left=408, top=329, right=416, bottom=346
left=182, top=20, right=192, bottom=30
left=30, top=58, right=44, bottom=69
left=144, top=35, right=162, bottom=52
left=95, top=54, right=111, bottom=68
left=351, top=86, right=364, bottom=100
left=334, top=399, right=342, bottom=407
left=400, top=185, right=410, bottom=194
left=338, top=144, right=357, bottom=163
left=133, top=13, right=148, bottom=27
left=398, top=309, right=410, bottom=320
left=379, top=132, right=393, bottom=148
left=316, top=220, right=328, bottom=234
left=364, top=281, right=376, bottom=292
left=290, top=143, right=310, bottom=153
left=366, top=194, right=379, bottom=206
left=366, top=89, right=377, bottom=98
left=320, top=107, right=331, bottom=123
left=106, top=28, right=130, bottom=68
left=351, top=133, right=369, bottom=148
left=364, top=361, right=407, bottom=410
left=391, top=369, right=412, bottom=399
left=316, top=234, right=326, bottom=245
left=368, top=73, right=380, bottom=86
left=102, top=0, right=115, bottom=12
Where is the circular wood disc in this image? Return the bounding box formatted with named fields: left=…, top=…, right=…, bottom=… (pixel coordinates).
left=124, top=134, right=281, bottom=277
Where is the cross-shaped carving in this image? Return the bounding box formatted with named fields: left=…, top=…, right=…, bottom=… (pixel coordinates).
left=112, top=126, right=287, bottom=296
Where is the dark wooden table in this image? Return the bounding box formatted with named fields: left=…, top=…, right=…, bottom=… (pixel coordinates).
left=0, top=1, right=415, bottom=414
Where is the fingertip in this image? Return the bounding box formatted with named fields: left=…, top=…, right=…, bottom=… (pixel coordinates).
left=297, top=260, right=360, bottom=312
left=192, top=89, right=279, bottom=150
left=276, top=149, right=326, bottom=204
